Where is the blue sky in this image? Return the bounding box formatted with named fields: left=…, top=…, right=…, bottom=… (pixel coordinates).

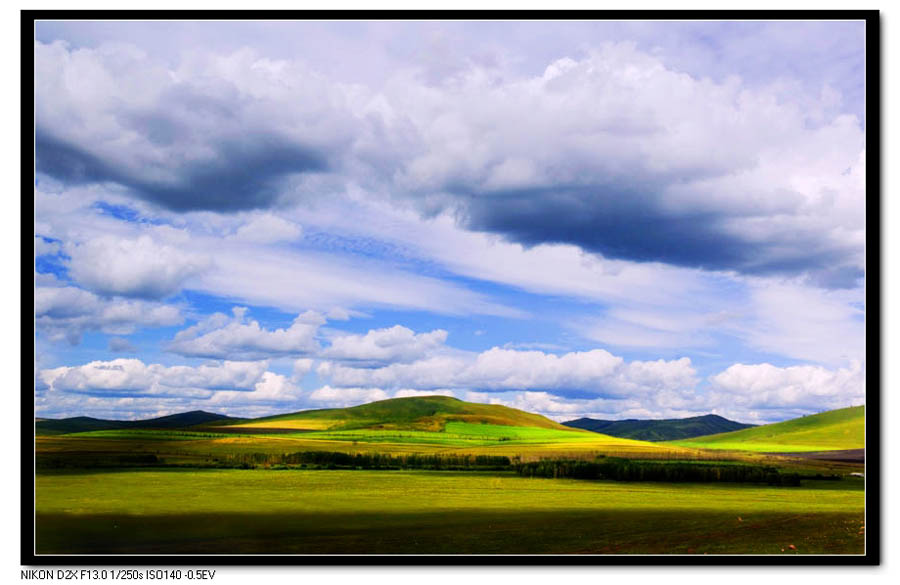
left=33, top=19, right=866, bottom=424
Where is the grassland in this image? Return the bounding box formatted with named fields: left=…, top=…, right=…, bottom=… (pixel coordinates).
left=668, top=406, right=865, bottom=453
left=35, top=468, right=865, bottom=555
left=33, top=398, right=867, bottom=555
left=39, top=412, right=696, bottom=464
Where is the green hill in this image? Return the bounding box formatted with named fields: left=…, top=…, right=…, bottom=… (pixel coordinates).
left=223, top=395, right=577, bottom=432
left=36, top=411, right=238, bottom=435
left=563, top=414, right=754, bottom=441
left=667, top=405, right=865, bottom=452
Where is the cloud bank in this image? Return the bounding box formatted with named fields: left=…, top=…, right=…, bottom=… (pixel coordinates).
left=35, top=39, right=865, bottom=286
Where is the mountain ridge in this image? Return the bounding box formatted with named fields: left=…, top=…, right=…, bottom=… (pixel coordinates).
left=35, top=410, right=239, bottom=435
left=563, top=413, right=755, bottom=441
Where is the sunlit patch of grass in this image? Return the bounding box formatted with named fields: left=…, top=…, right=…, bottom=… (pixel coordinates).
left=669, top=406, right=865, bottom=452
left=35, top=468, right=865, bottom=554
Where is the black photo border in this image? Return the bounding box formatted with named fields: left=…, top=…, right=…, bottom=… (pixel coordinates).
left=21, top=8, right=881, bottom=567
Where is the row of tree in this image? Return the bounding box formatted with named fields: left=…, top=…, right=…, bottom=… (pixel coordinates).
left=217, top=451, right=513, bottom=470
left=513, top=458, right=810, bottom=486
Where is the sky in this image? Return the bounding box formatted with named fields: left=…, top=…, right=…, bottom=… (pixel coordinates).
left=32, top=19, right=867, bottom=424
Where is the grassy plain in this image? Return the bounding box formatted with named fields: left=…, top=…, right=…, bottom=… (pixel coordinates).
left=669, top=406, right=865, bottom=453
left=35, top=468, right=865, bottom=555
left=33, top=399, right=867, bottom=555
left=39, top=420, right=699, bottom=463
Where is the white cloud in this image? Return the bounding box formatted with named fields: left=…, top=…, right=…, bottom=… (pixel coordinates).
left=190, top=242, right=525, bottom=318
left=292, top=358, right=315, bottom=380
left=325, top=307, right=352, bottom=321
left=66, top=234, right=210, bottom=299
left=35, top=41, right=357, bottom=212
left=737, top=279, right=866, bottom=365
left=34, top=236, right=61, bottom=256
left=31, top=30, right=866, bottom=425
left=308, top=385, right=389, bottom=408
left=39, top=358, right=269, bottom=397
left=36, top=360, right=304, bottom=419
left=321, top=325, right=447, bottom=365
left=35, top=285, right=183, bottom=344
left=322, top=346, right=697, bottom=401
left=210, top=371, right=302, bottom=404
left=33, top=184, right=524, bottom=320
left=708, top=361, right=865, bottom=423
left=36, top=39, right=864, bottom=285
left=459, top=390, right=701, bottom=423
left=229, top=213, right=302, bottom=244
left=375, top=45, right=864, bottom=285
left=167, top=307, right=325, bottom=360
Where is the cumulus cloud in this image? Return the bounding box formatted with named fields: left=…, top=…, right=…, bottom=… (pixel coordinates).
left=210, top=371, right=302, bottom=404
left=35, top=39, right=865, bottom=286
left=384, top=46, right=865, bottom=287
left=34, top=42, right=347, bottom=211
left=39, top=358, right=269, bottom=397
left=31, top=24, right=867, bottom=424
left=321, top=325, right=447, bottom=365
left=707, top=361, right=865, bottom=422
left=167, top=307, right=325, bottom=360
left=66, top=234, right=210, bottom=299
left=308, top=385, right=389, bottom=407
left=35, top=285, right=183, bottom=344
left=320, top=346, right=697, bottom=401
left=292, top=358, right=315, bottom=380
left=36, top=358, right=309, bottom=418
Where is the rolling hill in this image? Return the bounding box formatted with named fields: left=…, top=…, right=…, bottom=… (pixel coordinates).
left=563, top=414, right=754, bottom=441
left=667, top=405, right=865, bottom=452
left=35, top=410, right=238, bottom=435
left=220, top=395, right=576, bottom=432
left=35, top=397, right=705, bottom=459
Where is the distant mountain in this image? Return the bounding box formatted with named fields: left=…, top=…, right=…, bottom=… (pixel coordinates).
left=35, top=410, right=238, bottom=435
left=668, top=405, right=865, bottom=453
left=562, top=414, right=755, bottom=441
left=130, top=411, right=238, bottom=429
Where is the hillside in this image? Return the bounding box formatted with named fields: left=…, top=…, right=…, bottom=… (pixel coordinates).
left=222, top=395, right=578, bottom=432
left=563, top=414, right=755, bottom=441
left=667, top=405, right=865, bottom=452
left=35, top=410, right=238, bottom=435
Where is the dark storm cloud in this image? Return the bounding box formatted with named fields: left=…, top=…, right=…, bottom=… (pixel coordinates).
left=34, top=39, right=348, bottom=212
left=36, top=129, right=326, bottom=212
left=459, top=186, right=865, bottom=287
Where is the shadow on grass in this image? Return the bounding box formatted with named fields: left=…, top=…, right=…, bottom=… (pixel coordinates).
left=35, top=509, right=864, bottom=555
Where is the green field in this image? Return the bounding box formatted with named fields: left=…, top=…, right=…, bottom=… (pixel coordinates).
left=286, top=421, right=648, bottom=447
left=35, top=468, right=865, bottom=555
left=33, top=398, right=867, bottom=555
left=668, top=406, right=865, bottom=453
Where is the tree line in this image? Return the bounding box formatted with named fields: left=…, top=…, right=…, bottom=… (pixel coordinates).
left=218, top=451, right=513, bottom=470
left=513, top=457, right=814, bottom=486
